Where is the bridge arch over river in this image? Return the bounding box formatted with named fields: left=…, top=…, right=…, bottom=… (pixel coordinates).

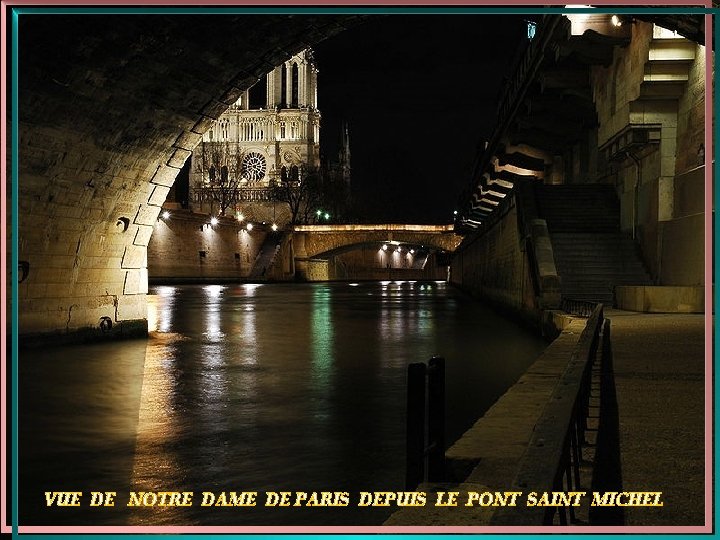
left=289, top=224, right=463, bottom=281
left=15, top=14, right=359, bottom=338
left=292, top=224, right=462, bottom=259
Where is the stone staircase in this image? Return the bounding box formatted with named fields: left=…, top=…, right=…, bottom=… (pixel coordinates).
left=537, top=184, right=651, bottom=305
left=248, top=231, right=283, bottom=280
left=639, top=32, right=696, bottom=100
left=410, top=251, right=429, bottom=270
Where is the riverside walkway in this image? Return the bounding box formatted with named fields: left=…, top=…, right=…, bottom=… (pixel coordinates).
left=385, top=308, right=707, bottom=528
left=592, top=310, right=706, bottom=527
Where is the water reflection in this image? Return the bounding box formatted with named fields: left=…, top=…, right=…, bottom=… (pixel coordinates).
left=20, top=282, right=546, bottom=526
left=311, top=286, right=333, bottom=388
left=148, top=285, right=177, bottom=332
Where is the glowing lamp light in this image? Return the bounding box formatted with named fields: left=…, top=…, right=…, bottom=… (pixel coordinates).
left=410, top=249, right=415, bottom=254
left=246, top=223, right=254, bottom=231
left=271, top=223, right=278, bottom=232
left=611, top=15, right=621, bottom=27
left=162, top=210, right=170, bottom=219
left=382, top=244, right=388, bottom=251
left=210, top=217, right=219, bottom=226
left=324, top=213, right=330, bottom=220
left=527, top=20, right=537, bottom=40
left=316, top=209, right=322, bottom=216
left=237, top=212, right=245, bottom=221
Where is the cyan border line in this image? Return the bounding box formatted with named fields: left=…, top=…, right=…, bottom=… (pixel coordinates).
left=8, top=5, right=716, bottom=539
left=11, top=7, right=19, bottom=539
left=11, top=5, right=719, bottom=15
left=10, top=5, right=20, bottom=538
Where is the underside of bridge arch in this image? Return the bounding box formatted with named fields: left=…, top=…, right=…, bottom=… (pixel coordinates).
left=299, top=240, right=453, bottom=282
left=296, top=231, right=462, bottom=260
left=15, top=13, right=362, bottom=339
left=311, top=240, right=453, bottom=260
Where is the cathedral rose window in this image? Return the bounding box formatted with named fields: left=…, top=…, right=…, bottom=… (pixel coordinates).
left=242, top=152, right=267, bottom=181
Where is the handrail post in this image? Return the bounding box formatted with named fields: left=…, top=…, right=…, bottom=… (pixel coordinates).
left=427, top=356, right=446, bottom=482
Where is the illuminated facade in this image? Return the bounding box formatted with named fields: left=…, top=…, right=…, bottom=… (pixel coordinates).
left=189, top=49, right=321, bottom=219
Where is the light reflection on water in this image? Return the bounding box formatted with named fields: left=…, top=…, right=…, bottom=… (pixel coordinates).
left=20, top=282, right=546, bottom=526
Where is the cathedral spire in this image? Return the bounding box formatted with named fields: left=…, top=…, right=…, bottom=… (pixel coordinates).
left=340, top=121, right=351, bottom=186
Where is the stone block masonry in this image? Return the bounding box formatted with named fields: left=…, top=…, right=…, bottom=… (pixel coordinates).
left=15, top=15, right=360, bottom=339
left=450, top=203, right=538, bottom=323
left=147, top=211, right=265, bottom=281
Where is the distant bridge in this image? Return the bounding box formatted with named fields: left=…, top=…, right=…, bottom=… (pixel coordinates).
left=292, top=224, right=463, bottom=259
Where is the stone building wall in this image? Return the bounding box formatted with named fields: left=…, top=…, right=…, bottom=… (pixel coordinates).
left=590, top=21, right=707, bottom=285
left=330, top=248, right=447, bottom=281
left=675, top=42, right=706, bottom=175
left=148, top=212, right=266, bottom=281
left=449, top=202, right=536, bottom=320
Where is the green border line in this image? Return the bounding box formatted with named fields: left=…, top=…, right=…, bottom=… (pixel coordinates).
left=9, top=4, right=717, bottom=539
left=12, top=8, right=19, bottom=538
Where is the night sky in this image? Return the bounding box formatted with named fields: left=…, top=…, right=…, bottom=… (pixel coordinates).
left=313, top=14, right=528, bottom=224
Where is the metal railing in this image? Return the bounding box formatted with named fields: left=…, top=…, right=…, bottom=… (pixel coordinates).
left=491, top=304, right=605, bottom=525
left=192, top=186, right=285, bottom=203
left=561, top=298, right=599, bottom=318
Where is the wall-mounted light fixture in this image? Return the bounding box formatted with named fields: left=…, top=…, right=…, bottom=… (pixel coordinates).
left=526, top=20, right=537, bottom=40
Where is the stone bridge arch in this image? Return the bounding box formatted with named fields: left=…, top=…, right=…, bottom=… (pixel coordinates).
left=291, top=224, right=462, bottom=259
left=15, top=13, right=362, bottom=338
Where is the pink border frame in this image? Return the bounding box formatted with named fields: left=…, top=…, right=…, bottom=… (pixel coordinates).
left=1, top=0, right=714, bottom=535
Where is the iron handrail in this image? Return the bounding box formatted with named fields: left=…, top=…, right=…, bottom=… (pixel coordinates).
left=491, top=304, right=605, bottom=525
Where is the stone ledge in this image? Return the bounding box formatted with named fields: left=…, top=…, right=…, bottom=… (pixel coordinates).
left=385, top=319, right=588, bottom=526
left=445, top=319, right=586, bottom=479
left=18, top=318, right=148, bottom=348
left=616, top=285, right=704, bottom=313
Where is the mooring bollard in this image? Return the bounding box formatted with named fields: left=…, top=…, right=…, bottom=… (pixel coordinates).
left=406, top=362, right=426, bottom=490
left=405, top=357, right=446, bottom=489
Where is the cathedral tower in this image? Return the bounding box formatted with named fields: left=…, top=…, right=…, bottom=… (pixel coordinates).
left=189, top=49, right=321, bottom=220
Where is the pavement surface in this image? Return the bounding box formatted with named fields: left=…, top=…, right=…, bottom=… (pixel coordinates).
left=595, top=310, right=707, bottom=527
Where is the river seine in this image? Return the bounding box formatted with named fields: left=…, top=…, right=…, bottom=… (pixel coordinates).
left=19, top=281, right=546, bottom=526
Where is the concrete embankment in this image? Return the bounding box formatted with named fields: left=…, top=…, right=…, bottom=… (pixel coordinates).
left=385, top=309, right=707, bottom=527
left=385, top=316, right=587, bottom=525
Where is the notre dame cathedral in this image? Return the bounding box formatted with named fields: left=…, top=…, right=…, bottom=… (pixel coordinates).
left=186, top=49, right=350, bottom=225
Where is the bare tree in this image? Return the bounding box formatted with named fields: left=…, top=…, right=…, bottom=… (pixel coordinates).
left=273, top=166, right=324, bottom=225
left=197, top=140, right=243, bottom=216
left=273, top=164, right=353, bottom=225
